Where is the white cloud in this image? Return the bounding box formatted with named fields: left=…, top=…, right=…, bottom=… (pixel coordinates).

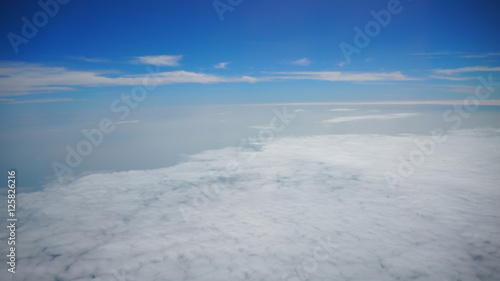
left=214, top=62, right=230, bottom=69
left=2, top=98, right=80, bottom=104
left=322, top=113, right=419, bottom=124
left=0, top=63, right=419, bottom=97
left=8, top=129, right=500, bottom=280
left=291, top=57, right=311, bottom=66
left=429, top=75, right=474, bottom=81
left=338, top=61, right=346, bottom=67
left=136, top=55, right=183, bottom=66
left=433, top=66, right=500, bottom=75
left=0, top=62, right=258, bottom=97
left=411, top=51, right=463, bottom=57
left=329, top=108, right=358, bottom=112
left=412, top=51, right=500, bottom=59
left=70, top=56, right=110, bottom=63
left=234, top=100, right=500, bottom=106
left=459, top=53, right=500, bottom=58
left=266, top=71, right=419, bottom=82
left=115, top=120, right=140, bottom=125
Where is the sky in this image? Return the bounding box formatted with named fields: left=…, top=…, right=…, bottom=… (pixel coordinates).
left=0, top=0, right=500, bottom=111
left=1, top=1, right=500, bottom=280
left=1, top=0, right=500, bottom=189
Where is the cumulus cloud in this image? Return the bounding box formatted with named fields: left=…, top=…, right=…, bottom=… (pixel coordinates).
left=291, top=58, right=311, bottom=66
left=322, top=113, right=419, bottom=124
left=214, top=62, right=230, bottom=69
left=136, top=55, right=183, bottom=66
left=3, top=129, right=500, bottom=280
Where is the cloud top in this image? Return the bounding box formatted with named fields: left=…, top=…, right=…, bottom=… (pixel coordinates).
left=5, top=129, right=500, bottom=280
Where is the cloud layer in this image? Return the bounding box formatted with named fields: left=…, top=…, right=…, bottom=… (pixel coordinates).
left=3, top=129, right=500, bottom=281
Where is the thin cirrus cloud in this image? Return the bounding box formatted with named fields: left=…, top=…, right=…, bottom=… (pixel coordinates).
left=0, top=62, right=257, bottom=97
left=214, top=62, right=230, bottom=69
left=429, top=76, right=474, bottom=81
left=265, top=71, right=419, bottom=82
left=5, top=98, right=81, bottom=104
left=433, top=66, right=500, bottom=75
left=412, top=51, right=500, bottom=59
left=321, top=113, right=419, bottom=124
left=291, top=57, right=311, bottom=66
left=135, top=55, right=183, bottom=66
left=0, top=62, right=419, bottom=97
left=69, top=56, right=110, bottom=63
left=411, top=51, right=464, bottom=57
left=459, top=53, right=500, bottom=58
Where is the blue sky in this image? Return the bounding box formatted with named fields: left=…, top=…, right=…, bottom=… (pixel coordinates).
left=0, top=0, right=500, bottom=110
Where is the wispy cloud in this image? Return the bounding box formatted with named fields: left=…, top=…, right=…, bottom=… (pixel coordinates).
left=265, top=71, right=419, bottom=82
left=2, top=98, right=80, bottom=104
left=429, top=75, right=474, bottom=81
left=433, top=66, right=500, bottom=75
left=115, top=120, right=140, bottom=125
left=411, top=51, right=463, bottom=57
left=70, top=56, right=110, bottom=63
left=412, top=51, right=500, bottom=60
left=459, top=53, right=500, bottom=58
left=338, top=62, right=346, bottom=67
left=214, top=62, right=230, bottom=69
left=291, top=58, right=311, bottom=66
left=0, top=62, right=420, bottom=97
left=135, top=55, right=183, bottom=66
left=322, top=113, right=419, bottom=124
left=438, top=84, right=500, bottom=95
left=0, top=62, right=257, bottom=97
left=329, top=108, right=358, bottom=112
